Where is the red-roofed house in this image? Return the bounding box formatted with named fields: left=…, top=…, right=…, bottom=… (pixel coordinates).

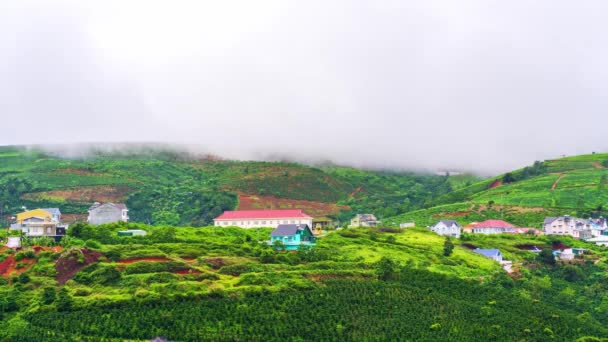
left=470, top=220, right=516, bottom=234
left=213, top=210, right=313, bottom=229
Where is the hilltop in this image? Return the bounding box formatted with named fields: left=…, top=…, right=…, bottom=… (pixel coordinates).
left=386, top=153, right=608, bottom=227
left=0, top=145, right=474, bottom=226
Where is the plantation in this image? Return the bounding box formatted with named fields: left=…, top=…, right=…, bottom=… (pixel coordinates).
left=387, top=154, right=608, bottom=228
left=2, top=224, right=608, bottom=341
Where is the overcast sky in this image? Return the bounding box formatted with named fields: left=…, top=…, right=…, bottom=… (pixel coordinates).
left=1, top=1, right=607, bottom=174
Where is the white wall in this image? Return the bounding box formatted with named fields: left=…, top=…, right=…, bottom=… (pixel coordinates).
left=214, top=218, right=313, bottom=229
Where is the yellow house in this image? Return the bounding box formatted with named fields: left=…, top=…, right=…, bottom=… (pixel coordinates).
left=16, top=209, right=53, bottom=224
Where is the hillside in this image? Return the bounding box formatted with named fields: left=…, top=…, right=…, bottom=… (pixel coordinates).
left=1, top=224, right=608, bottom=340
left=386, top=154, right=608, bottom=227
left=0, top=146, right=472, bottom=226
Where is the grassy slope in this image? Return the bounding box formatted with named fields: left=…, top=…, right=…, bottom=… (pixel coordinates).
left=0, top=146, right=474, bottom=225
left=387, top=154, right=608, bottom=227
left=2, top=225, right=608, bottom=340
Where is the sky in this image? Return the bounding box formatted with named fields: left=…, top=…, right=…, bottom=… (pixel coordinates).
left=1, top=1, right=607, bottom=175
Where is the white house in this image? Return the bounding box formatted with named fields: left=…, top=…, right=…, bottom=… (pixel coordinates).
left=469, top=220, right=516, bottom=234
left=88, top=202, right=129, bottom=225
left=430, top=220, right=461, bottom=238
left=213, top=209, right=313, bottom=229
left=543, top=216, right=594, bottom=239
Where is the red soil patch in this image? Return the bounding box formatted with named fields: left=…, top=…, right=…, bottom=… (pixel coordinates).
left=592, top=162, right=605, bottom=169
left=173, top=269, right=202, bottom=275
left=181, top=257, right=197, bottom=261
left=0, top=256, right=15, bottom=277
left=60, top=214, right=88, bottom=224
left=117, top=257, right=170, bottom=264
left=22, top=185, right=132, bottom=204
left=55, top=248, right=103, bottom=285
left=432, top=211, right=471, bottom=218
left=488, top=179, right=503, bottom=189
left=552, top=242, right=571, bottom=251
left=237, top=193, right=349, bottom=217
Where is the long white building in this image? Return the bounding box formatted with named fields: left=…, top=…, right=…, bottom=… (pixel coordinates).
left=213, top=209, right=313, bottom=229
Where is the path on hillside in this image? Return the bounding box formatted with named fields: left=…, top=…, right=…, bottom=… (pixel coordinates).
left=592, top=162, right=605, bottom=169
left=551, top=174, right=566, bottom=190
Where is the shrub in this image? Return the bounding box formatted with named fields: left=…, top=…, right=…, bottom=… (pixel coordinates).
left=18, top=273, right=30, bottom=284
left=219, top=263, right=264, bottom=276
left=84, top=240, right=102, bottom=250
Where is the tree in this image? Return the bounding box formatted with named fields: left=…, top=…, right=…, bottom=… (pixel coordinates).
left=538, top=248, right=556, bottom=266
left=502, top=173, right=516, bottom=184
left=443, top=237, right=454, bottom=257
left=41, top=287, right=56, bottom=305
left=272, top=240, right=285, bottom=252
left=376, top=257, right=397, bottom=281
left=56, top=288, right=73, bottom=312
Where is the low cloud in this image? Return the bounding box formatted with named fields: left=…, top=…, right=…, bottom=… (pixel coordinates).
left=2, top=1, right=608, bottom=175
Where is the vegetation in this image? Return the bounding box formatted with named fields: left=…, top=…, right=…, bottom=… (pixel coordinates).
left=0, top=146, right=476, bottom=226
left=0, top=225, right=607, bottom=340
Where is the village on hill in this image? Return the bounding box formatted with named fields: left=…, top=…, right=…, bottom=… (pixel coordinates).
left=5, top=203, right=607, bottom=269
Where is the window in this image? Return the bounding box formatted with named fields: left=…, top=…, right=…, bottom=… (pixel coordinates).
left=46, top=227, right=52, bottom=234
left=290, top=220, right=295, bottom=224
left=254, top=221, right=259, bottom=225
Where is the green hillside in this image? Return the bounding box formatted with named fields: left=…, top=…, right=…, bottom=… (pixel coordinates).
left=0, top=146, right=472, bottom=226
left=387, top=154, right=608, bottom=227
left=1, top=224, right=608, bottom=340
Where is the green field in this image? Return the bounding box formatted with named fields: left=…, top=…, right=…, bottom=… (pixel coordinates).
left=2, top=224, right=608, bottom=340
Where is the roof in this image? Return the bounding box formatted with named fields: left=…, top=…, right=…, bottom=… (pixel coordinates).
left=473, top=248, right=501, bottom=258
left=472, top=220, right=515, bottom=228
left=433, top=220, right=461, bottom=228
left=543, top=217, right=558, bottom=225
left=42, top=208, right=61, bottom=216
left=89, top=203, right=128, bottom=211
left=270, top=224, right=312, bottom=237
left=215, top=209, right=312, bottom=220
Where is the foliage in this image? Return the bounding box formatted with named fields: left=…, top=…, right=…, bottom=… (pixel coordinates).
left=443, top=237, right=454, bottom=256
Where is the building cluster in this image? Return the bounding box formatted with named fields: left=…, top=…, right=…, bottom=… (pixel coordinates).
left=5, top=202, right=130, bottom=246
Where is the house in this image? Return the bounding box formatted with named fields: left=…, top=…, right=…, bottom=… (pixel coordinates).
left=400, top=222, right=415, bottom=228
left=11, top=208, right=67, bottom=239
left=469, top=220, right=516, bottom=234
left=429, top=220, right=461, bottom=238
left=214, top=209, right=313, bottom=229
left=88, top=202, right=129, bottom=225
left=267, top=224, right=316, bottom=251
left=349, top=214, right=379, bottom=227
left=543, top=216, right=593, bottom=239
left=587, top=235, right=608, bottom=246
left=473, top=248, right=503, bottom=262
left=553, top=248, right=574, bottom=261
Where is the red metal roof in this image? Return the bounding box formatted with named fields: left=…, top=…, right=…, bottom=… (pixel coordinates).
left=471, top=220, right=516, bottom=228
left=214, top=209, right=312, bottom=220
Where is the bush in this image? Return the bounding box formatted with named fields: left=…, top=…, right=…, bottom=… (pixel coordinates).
left=84, top=240, right=102, bottom=250
left=18, top=273, right=30, bottom=284
left=219, top=263, right=264, bottom=276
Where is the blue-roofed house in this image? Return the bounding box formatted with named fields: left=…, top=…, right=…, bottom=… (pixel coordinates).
left=473, top=248, right=503, bottom=262
left=268, top=224, right=316, bottom=251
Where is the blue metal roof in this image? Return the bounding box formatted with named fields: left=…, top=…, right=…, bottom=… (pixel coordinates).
left=473, top=248, right=501, bottom=258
